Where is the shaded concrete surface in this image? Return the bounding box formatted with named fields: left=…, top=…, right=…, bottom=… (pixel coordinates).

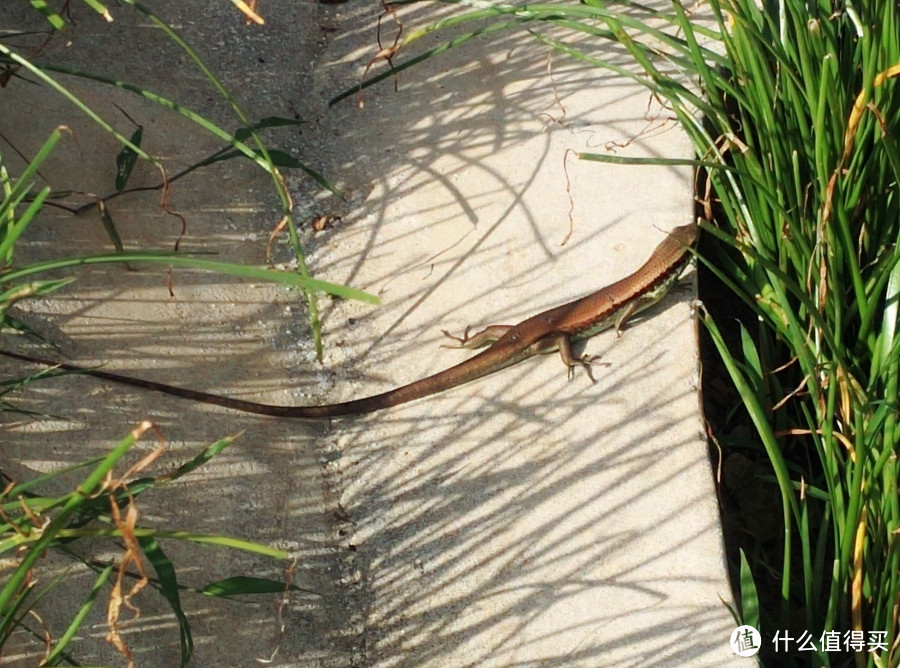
left=0, top=1, right=742, bottom=666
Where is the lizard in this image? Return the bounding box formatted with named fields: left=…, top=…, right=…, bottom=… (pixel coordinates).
left=0, top=223, right=698, bottom=418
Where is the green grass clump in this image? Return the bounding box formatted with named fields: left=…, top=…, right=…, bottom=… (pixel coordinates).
left=0, top=426, right=298, bottom=666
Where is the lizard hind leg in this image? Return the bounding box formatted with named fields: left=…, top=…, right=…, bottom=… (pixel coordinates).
left=441, top=324, right=514, bottom=350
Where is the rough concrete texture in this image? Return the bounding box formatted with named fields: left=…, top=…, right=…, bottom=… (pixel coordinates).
left=1, top=1, right=743, bottom=666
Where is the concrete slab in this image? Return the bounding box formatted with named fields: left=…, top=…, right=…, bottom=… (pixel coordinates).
left=1, top=1, right=742, bottom=666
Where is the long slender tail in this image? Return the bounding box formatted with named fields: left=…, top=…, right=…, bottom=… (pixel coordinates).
left=0, top=347, right=513, bottom=419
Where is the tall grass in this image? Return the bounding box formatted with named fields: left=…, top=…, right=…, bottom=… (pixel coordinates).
left=338, top=0, right=900, bottom=664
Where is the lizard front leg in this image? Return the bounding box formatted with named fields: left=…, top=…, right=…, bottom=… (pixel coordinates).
left=441, top=324, right=514, bottom=350
left=613, top=300, right=639, bottom=337
left=543, top=334, right=602, bottom=384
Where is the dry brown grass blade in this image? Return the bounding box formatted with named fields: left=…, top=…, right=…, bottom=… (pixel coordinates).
left=852, top=505, right=867, bottom=668
left=103, top=422, right=166, bottom=667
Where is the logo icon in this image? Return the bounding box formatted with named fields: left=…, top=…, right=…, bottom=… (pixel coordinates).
left=730, top=625, right=761, bottom=657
